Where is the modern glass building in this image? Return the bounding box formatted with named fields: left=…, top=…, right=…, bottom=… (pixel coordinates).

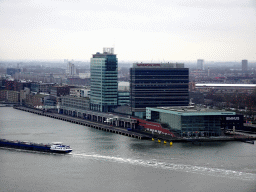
left=146, top=106, right=242, bottom=137
left=90, top=48, right=118, bottom=112
left=130, top=63, right=189, bottom=118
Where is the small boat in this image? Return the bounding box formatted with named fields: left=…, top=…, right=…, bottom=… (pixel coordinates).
left=50, top=142, right=73, bottom=153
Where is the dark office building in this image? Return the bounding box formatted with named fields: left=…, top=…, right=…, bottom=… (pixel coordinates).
left=31, top=82, right=39, bottom=92
left=5, top=80, right=15, bottom=90
left=50, top=86, right=70, bottom=98
left=13, top=81, right=31, bottom=92
left=130, top=63, right=189, bottom=118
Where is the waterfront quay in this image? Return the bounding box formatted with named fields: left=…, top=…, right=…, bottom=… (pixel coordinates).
left=12, top=106, right=256, bottom=143
left=13, top=106, right=150, bottom=140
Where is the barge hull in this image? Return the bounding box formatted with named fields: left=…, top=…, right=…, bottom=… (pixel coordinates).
left=0, top=139, right=71, bottom=153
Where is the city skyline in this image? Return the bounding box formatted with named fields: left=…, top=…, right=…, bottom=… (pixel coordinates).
left=0, top=0, right=256, bottom=61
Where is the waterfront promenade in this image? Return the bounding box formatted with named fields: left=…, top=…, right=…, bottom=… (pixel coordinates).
left=13, top=106, right=256, bottom=143
left=2, top=107, right=256, bottom=192
left=13, top=106, right=151, bottom=140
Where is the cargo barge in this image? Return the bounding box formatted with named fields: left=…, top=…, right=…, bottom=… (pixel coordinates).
left=0, top=139, right=72, bottom=153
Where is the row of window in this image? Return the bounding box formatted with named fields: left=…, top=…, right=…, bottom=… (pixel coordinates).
left=132, top=81, right=189, bottom=85
left=131, top=75, right=188, bottom=79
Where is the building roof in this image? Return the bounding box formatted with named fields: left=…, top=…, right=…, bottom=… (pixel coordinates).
left=61, top=95, right=89, bottom=100
left=35, top=94, right=49, bottom=98
left=196, top=84, right=256, bottom=87
left=132, top=63, right=184, bottom=68
left=147, top=106, right=236, bottom=116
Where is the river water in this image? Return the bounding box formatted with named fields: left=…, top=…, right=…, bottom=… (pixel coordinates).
left=0, top=108, right=256, bottom=192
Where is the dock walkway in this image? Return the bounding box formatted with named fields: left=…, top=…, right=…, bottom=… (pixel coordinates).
left=13, top=106, right=151, bottom=140
left=12, top=106, right=256, bottom=143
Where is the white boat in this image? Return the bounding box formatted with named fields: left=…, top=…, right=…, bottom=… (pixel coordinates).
left=50, top=142, right=72, bottom=153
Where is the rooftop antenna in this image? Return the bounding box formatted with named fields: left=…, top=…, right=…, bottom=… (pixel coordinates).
left=112, top=37, right=116, bottom=50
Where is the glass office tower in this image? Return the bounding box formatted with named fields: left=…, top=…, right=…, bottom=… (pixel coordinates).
left=130, top=63, right=189, bottom=118
left=146, top=106, right=239, bottom=137
left=90, top=48, right=118, bottom=112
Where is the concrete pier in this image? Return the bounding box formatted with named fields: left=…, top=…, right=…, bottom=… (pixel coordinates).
left=12, top=106, right=256, bottom=143
left=13, top=106, right=150, bottom=140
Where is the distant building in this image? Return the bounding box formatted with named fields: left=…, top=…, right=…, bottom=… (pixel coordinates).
left=118, top=81, right=130, bottom=106
left=242, top=60, right=248, bottom=71
left=130, top=63, right=189, bottom=118
left=5, top=80, right=15, bottom=90
left=13, top=81, right=31, bottom=92
left=118, top=91, right=130, bottom=106
left=66, top=61, right=76, bottom=76
left=50, top=86, right=70, bottom=98
left=31, top=82, right=55, bottom=93
left=6, top=68, right=21, bottom=76
left=31, top=82, right=39, bottom=92
left=58, top=95, right=90, bottom=117
left=25, top=93, right=47, bottom=107
left=197, top=59, right=204, bottom=70
left=70, top=87, right=90, bottom=98
left=118, top=81, right=129, bottom=92
left=79, top=73, right=90, bottom=79
left=60, top=95, right=90, bottom=110
left=44, top=95, right=57, bottom=107
left=196, top=83, right=256, bottom=94
left=0, top=80, right=31, bottom=92
left=81, top=89, right=90, bottom=97
left=20, top=88, right=31, bottom=105
left=189, top=91, right=204, bottom=104
left=90, top=48, right=118, bottom=112
left=66, top=77, right=90, bottom=86
left=0, top=90, right=20, bottom=103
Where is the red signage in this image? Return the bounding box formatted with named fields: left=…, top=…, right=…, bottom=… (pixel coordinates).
left=137, top=64, right=161, bottom=67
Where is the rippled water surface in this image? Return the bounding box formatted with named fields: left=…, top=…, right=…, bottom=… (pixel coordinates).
left=1, top=108, right=256, bottom=192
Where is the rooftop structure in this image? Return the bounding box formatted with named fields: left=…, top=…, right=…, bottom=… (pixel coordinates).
left=196, top=84, right=256, bottom=87
left=196, top=83, right=256, bottom=93
left=147, top=106, right=235, bottom=116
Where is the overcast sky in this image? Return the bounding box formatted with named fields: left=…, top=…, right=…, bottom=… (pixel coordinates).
left=0, top=0, right=255, bottom=62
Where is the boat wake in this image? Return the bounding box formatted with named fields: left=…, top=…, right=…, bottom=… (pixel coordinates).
left=72, top=153, right=256, bottom=181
